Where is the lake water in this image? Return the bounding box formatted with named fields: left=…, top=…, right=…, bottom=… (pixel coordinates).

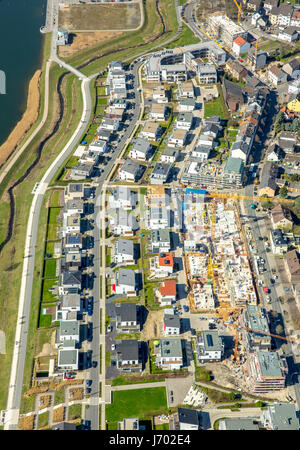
left=0, top=0, right=47, bottom=146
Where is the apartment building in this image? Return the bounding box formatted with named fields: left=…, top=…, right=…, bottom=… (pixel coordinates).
left=245, top=351, right=287, bottom=393
left=240, top=305, right=271, bottom=352
left=208, top=15, right=247, bottom=47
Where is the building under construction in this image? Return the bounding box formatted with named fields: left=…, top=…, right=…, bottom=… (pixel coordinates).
left=182, top=192, right=257, bottom=312
left=244, top=351, right=288, bottom=393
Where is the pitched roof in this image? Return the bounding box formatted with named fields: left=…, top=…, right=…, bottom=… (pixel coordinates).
left=234, top=36, right=247, bottom=47
left=271, top=204, right=293, bottom=224
left=178, top=408, right=199, bottom=426
left=116, top=339, right=140, bottom=361
left=160, top=280, right=177, bottom=296
left=286, top=249, right=300, bottom=275
left=115, top=302, right=137, bottom=322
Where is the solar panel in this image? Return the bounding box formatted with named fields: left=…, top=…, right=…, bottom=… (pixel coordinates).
left=206, top=334, right=213, bottom=347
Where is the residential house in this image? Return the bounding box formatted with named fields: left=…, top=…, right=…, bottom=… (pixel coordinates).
left=203, top=123, right=221, bottom=139
left=116, top=339, right=143, bottom=373
left=283, top=58, right=300, bottom=78
left=271, top=204, right=293, bottom=230
left=65, top=233, right=82, bottom=251
left=222, top=78, right=244, bottom=112
left=114, top=239, right=135, bottom=265
left=158, top=280, right=177, bottom=306
left=287, top=97, right=300, bottom=112
left=118, top=159, right=145, bottom=182
left=97, top=128, right=112, bottom=142
left=63, top=214, right=81, bottom=236
left=150, top=162, right=172, bottom=184
left=225, top=58, right=248, bottom=81
left=113, top=268, right=138, bottom=296
left=223, top=157, right=245, bottom=186
left=290, top=9, right=300, bottom=28
left=110, top=186, right=137, bottom=210
left=261, top=403, right=299, bottom=430
left=279, top=131, right=297, bottom=154
left=231, top=138, right=251, bottom=162
left=118, top=418, right=141, bottom=431
left=110, top=209, right=139, bottom=236
left=196, top=331, right=224, bottom=363
left=88, top=139, right=108, bottom=154
left=129, top=138, right=152, bottom=161
left=115, top=302, right=140, bottom=333
left=270, top=229, right=288, bottom=255
left=168, top=129, right=188, bottom=147
left=247, top=48, right=267, bottom=70
left=268, top=66, right=288, bottom=86
left=285, top=249, right=300, bottom=283
left=160, top=147, right=179, bottom=164
left=178, top=81, right=194, bottom=98
left=151, top=229, right=171, bottom=253
left=264, top=0, right=279, bottom=13
left=59, top=270, right=81, bottom=296
left=197, top=64, right=217, bottom=84
left=152, top=85, right=168, bottom=103
left=177, top=408, right=201, bottom=430
left=70, top=163, right=93, bottom=180
left=197, top=134, right=216, bottom=148
left=267, top=143, right=284, bottom=162
left=64, top=251, right=81, bottom=272
left=59, top=320, right=79, bottom=347
left=232, top=36, right=251, bottom=56
left=258, top=163, right=277, bottom=197
left=64, top=183, right=84, bottom=202
left=219, top=418, right=260, bottom=430
left=56, top=294, right=81, bottom=321
left=155, top=338, right=183, bottom=370
left=277, top=3, right=294, bottom=28
left=278, top=27, right=299, bottom=43
left=178, top=97, right=196, bottom=112
left=176, top=112, right=193, bottom=130
left=149, top=206, right=169, bottom=230
left=163, top=309, right=180, bottom=336
left=151, top=252, right=174, bottom=278
left=140, top=122, right=162, bottom=141
left=58, top=349, right=78, bottom=371
left=191, top=146, right=212, bottom=162
left=247, top=0, right=262, bottom=10
left=149, top=103, right=167, bottom=121
left=146, top=185, right=168, bottom=208
left=52, top=422, right=77, bottom=430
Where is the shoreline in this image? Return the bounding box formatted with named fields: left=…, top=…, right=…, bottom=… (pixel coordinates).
left=0, top=70, right=41, bottom=169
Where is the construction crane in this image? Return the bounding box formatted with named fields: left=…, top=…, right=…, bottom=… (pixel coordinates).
left=207, top=193, right=217, bottom=294
left=253, top=37, right=259, bottom=70
left=233, top=0, right=243, bottom=24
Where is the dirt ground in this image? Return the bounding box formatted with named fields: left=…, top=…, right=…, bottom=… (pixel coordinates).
left=58, top=3, right=141, bottom=31
left=140, top=309, right=164, bottom=340
left=69, top=387, right=83, bottom=401
left=39, top=395, right=52, bottom=410
left=0, top=70, right=41, bottom=168
left=18, top=415, right=35, bottom=430
left=52, top=406, right=65, bottom=423
left=210, top=361, right=290, bottom=402
left=58, top=31, right=122, bottom=58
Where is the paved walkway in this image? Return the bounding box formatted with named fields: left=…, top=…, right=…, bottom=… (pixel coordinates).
left=111, top=381, right=166, bottom=391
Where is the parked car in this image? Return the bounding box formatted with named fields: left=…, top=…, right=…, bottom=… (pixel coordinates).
left=92, top=361, right=97, bottom=368
left=183, top=305, right=189, bottom=313
left=111, top=344, right=116, bottom=351
left=64, top=372, right=75, bottom=380
left=107, top=326, right=112, bottom=333
left=86, top=379, right=92, bottom=387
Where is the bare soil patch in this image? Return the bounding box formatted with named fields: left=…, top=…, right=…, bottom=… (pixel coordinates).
left=69, top=387, right=83, bottom=401
left=52, top=406, right=65, bottom=423
left=58, top=31, right=122, bottom=58
left=59, top=3, right=141, bottom=31
left=18, top=415, right=35, bottom=430
left=39, top=395, right=52, bottom=410
left=0, top=70, right=41, bottom=167
left=140, top=310, right=164, bottom=341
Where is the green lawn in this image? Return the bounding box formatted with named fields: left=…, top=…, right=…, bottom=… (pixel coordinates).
left=39, top=314, right=53, bottom=328
left=54, top=389, right=66, bottom=406
left=68, top=403, right=82, bottom=421
left=106, top=387, right=168, bottom=427
left=98, top=97, right=107, bottom=105
left=43, top=259, right=57, bottom=278
left=50, top=190, right=62, bottom=208
left=112, top=375, right=165, bottom=386
left=38, top=411, right=49, bottom=429
left=41, top=279, right=58, bottom=303
left=204, top=95, right=229, bottom=120
left=165, top=22, right=200, bottom=49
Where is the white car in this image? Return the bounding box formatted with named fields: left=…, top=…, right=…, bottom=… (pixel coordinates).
left=266, top=296, right=271, bottom=303
left=111, top=344, right=116, bottom=351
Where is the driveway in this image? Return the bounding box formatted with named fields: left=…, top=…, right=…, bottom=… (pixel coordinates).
left=165, top=375, right=194, bottom=407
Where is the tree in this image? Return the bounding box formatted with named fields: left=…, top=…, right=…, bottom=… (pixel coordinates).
left=262, top=201, right=274, bottom=210
left=229, top=392, right=236, bottom=401
left=279, top=186, right=288, bottom=198
left=255, top=400, right=264, bottom=408
left=276, top=324, right=284, bottom=335
left=294, top=196, right=300, bottom=213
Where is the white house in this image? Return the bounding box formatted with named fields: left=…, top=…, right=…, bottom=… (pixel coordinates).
left=149, top=103, right=167, bottom=121
left=110, top=186, right=137, bottom=210
left=118, top=159, right=144, bottom=182
left=88, top=139, right=108, bottom=154
left=129, top=138, right=152, bottom=161
left=100, top=117, right=120, bottom=131
left=270, top=229, right=288, bottom=255
left=59, top=320, right=80, bottom=345
left=63, top=213, right=81, bottom=235
left=164, top=310, right=181, bottom=336
left=58, top=349, right=78, bottom=371
left=158, top=280, right=177, bottom=306
left=140, top=122, right=162, bottom=141
left=178, top=408, right=200, bottom=431
left=176, top=112, right=193, bottom=130
left=114, top=238, right=135, bottom=265
left=113, top=268, right=138, bottom=297
left=56, top=294, right=81, bottom=321
left=110, top=209, right=139, bottom=236
left=196, top=330, right=224, bottom=363
left=160, top=147, right=179, bottom=164
left=168, top=129, right=188, bottom=147
left=152, top=85, right=168, bottom=103
left=156, top=338, right=183, bottom=370
left=178, top=97, right=196, bottom=112
left=197, top=134, right=216, bottom=148
left=149, top=206, right=169, bottom=230
left=268, top=66, right=288, bottom=86
left=191, top=146, right=211, bottom=162
left=278, top=27, right=299, bottom=43
left=178, top=81, right=194, bottom=98
left=232, top=36, right=251, bottom=56
left=151, top=252, right=174, bottom=278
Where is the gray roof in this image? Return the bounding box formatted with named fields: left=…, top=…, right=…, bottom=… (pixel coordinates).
left=161, top=147, right=179, bottom=157
left=132, top=137, right=151, bottom=155
left=221, top=418, right=259, bottom=430
left=150, top=206, right=168, bottom=222
left=120, top=158, right=143, bottom=176
left=245, top=305, right=270, bottom=340
left=115, top=302, right=137, bottom=322
left=52, top=422, right=77, bottom=430
left=224, top=157, right=244, bottom=174
left=231, top=140, right=249, bottom=155
left=62, top=271, right=82, bottom=286
left=116, top=339, right=140, bottom=361
left=197, top=331, right=223, bottom=352
left=193, top=146, right=211, bottom=155
left=117, top=268, right=136, bottom=287
left=159, top=338, right=183, bottom=358
left=68, top=183, right=84, bottom=194
left=66, top=199, right=84, bottom=211
left=265, top=403, right=299, bottom=430
left=97, top=128, right=112, bottom=138
left=62, top=294, right=81, bottom=309
left=179, top=97, right=196, bottom=106
left=60, top=320, right=79, bottom=337
left=177, top=112, right=193, bottom=123
left=257, top=351, right=285, bottom=377
left=151, top=229, right=170, bottom=244
left=271, top=228, right=287, bottom=247
left=113, top=186, right=136, bottom=204
left=58, top=349, right=78, bottom=366
left=223, top=78, right=244, bottom=99
left=164, top=314, right=180, bottom=329
left=115, top=238, right=134, bottom=257
left=115, top=209, right=139, bottom=230
left=203, top=123, right=220, bottom=135
left=178, top=408, right=199, bottom=426
left=259, top=163, right=277, bottom=191
left=151, top=162, right=172, bottom=178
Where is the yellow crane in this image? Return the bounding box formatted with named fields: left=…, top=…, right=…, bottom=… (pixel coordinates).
left=253, top=37, right=259, bottom=70
left=233, top=0, right=243, bottom=24
left=184, top=189, right=294, bottom=205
